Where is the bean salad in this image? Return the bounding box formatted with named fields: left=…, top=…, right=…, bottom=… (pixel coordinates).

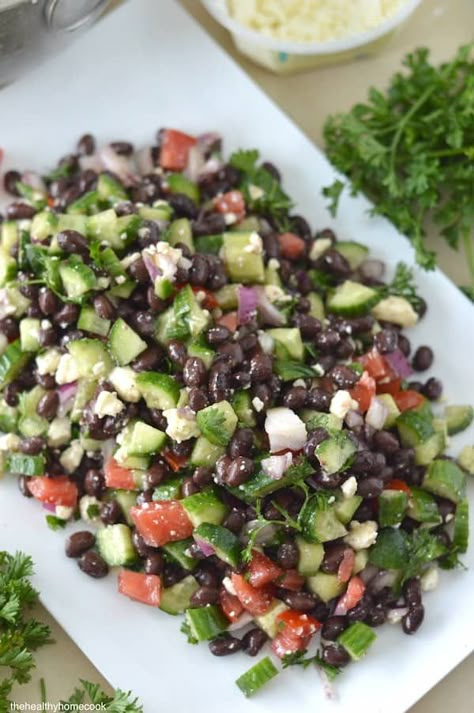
left=0, top=127, right=472, bottom=697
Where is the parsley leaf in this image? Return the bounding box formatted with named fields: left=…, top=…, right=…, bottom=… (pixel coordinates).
left=378, top=262, right=423, bottom=311
left=274, top=360, right=316, bottom=381
left=180, top=621, right=198, bottom=645
left=61, top=680, right=143, bottom=712
left=282, top=650, right=341, bottom=680
left=401, top=529, right=447, bottom=585
left=45, top=515, right=67, bottom=531
left=322, top=179, right=345, bottom=218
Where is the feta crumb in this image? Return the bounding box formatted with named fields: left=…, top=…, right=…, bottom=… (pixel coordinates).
left=243, top=232, right=263, bottom=254
left=222, top=576, right=237, bottom=595
left=372, top=296, right=418, bottom=328
left=387, top=608, right=407, bottom=624
left=328, top=496, right=336, bottom=504
left=264, top=284, right=291, bottom=303
left=0, top=288, right=17, bottom=319
left=293, top=379, right=306, bottom=388
left=252, top=396, right=265, bottom=412
left=120, top=252, right=141, bottom=270
left=309, top=237, right=332, bottom=262
left=94, top=391, right=125, bottom=419
left=257, top=330, right=274, bottom=355
left=47, top=417, right=72, bottom=448
left=224, top=212, right=238, bottom=225
left=0, top=433, right=21, bottom=452
left=41, top=320, right=52, bottom=330
left=55, top=353, right=81, bottom=385
left=313, top=363, right=325, bottom=376
left=341, top=476, right=358, bottom=498
left=36, top=348, right=62, bottom=376
left=445, top=513, right=454, bottom=523
left=330, top=390, right=359, bottom=419
left=421, top=566, right=439, bottom=592
left=55, top=506, right=73, bottom=520
left=344, top=520, right=378, bottom=550
left=115, top=275, right=126, bottom=285
left=162, top=407, right=201, bottom=443
left=268, top=258, right=280, bottom=270
left=142, top=241, right=182, bottom=284
left=59, top=440, right=84, bottom=473
left=195, top=290, right=207, bottom=303
left=248, top=184, right=265, bottom=201
left=79, top=495, right=101, bottom=522
left=108, top=366, right=141, bottom=403
left=96, top=276, right=111, bottom=290
left=265, top=407, right=307, bottom=453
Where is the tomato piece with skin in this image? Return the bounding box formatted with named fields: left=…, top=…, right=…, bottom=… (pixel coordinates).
left=27, top=476, right=78, bottom=508
left=130, top=500, right=193, bottom=547
left=393, top=390, right=426, bottom=412
left=230, top=573, right=273, bottom=616
left=215, top=190, right=245, bottom=219
left=159, top=129, right=196, bottom=171
left=118, top=570, right=161, bottom=607
left=219, top=587, right=245, bottom=623
left=337, top=549, right=355, bottom=583
left=358, top=349, right=393, bottom=381
left=278, top=232, right=306, bottom=261
left=217, top=311, right=238, bottom=332
left=385, top=479, right=411, bottom=494
left=271, top=628, right=311, bottom=659
left=376, top=378, right=402, bottom=396
left=104, top=458, right=135, bottom=490
left=277, top=569, right=306, bottom=591
left=247, top=550, right=283, bottom=589
left=190, top=286, right=219, bottom=310
left=350, top=372, right=376, bottom=413
left=276, top=610, right=321, bottom=638
left=334, top=575, right=365, bottom=616
left=162, top=450, right=188, bottom=472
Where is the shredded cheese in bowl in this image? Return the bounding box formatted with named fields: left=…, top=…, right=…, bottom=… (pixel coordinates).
left=227, top=0, right=408, bottom=43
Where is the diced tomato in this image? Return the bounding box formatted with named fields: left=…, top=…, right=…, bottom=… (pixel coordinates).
left=219, top=587, right=245, bottom=623
left=278, top=232, right=306, bottom=261
left=217, top=311, right=238, bottom=332
left=190, top=286, right=219, bottom=310
left=162, top=450, right=188, bottom=472
left=376, top=378, right=402, bottom=396
left=104, top=458, right=135, bottom=490
left=118, top=569, right=161, bottom=607
left=230, top=573, right=273, bottom=616
left=27, top=476, right=78, bottom=508
left=358, top=349, right=393, bottom=382
left=350, top=372, right=376, bottom=413
left=47, top=196, right=55, bottom=208
left=215, top=190, right=245, bottom=219
left=334, top=575, right=365, bottom=616
left=159, top=129, right=197, bottom=171
left=385, top=479, right=411, bottom=494
left=276, top=610, right=321, bottom=638
left=277, top=569, right=306, bottom=591
left=130, top=500, right=193, bottom=547
left=271, top=628, right=311, bottom=659
left=393, top=390, right=426, bottom=412
left=337, top=549, right=355, bottom=583
left=247, top=550, right=283, bottom=589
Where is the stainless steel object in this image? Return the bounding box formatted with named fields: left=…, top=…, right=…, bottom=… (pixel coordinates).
left=0, top=0, right=110, bottom=85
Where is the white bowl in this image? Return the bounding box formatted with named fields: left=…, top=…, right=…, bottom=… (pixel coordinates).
left=202, top=0, right=423, bottom=73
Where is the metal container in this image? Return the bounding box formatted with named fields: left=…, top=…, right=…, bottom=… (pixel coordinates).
left=0, top=0, right=110, bottom=85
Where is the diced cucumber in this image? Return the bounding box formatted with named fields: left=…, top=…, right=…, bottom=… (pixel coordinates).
left=222, top=232, right=265, bottom=284
left=300, top=410, right=343, bottom=432
left=97, top=173, right=127, bottom=203
left=96, top=524, right=137, bottom=566
left=181, top=488, right=228, bottom=527
left=167, top=218, right=195, bottom=253
left=160, top=575, right=199, bottom=615
left=334, top=241, right=369, bottom=269
left=122, top=421, right=166, bottom=457
left=0, top=245, right=17, bottom=286
left=190, top=436, right=225, bottom=468
left=71, top=379, right=98, bottom=423
left=338, top=621, right=376, bottom=661
left=214, top=284, right=239, bottom=310
left=59, top=258, right=96, bottom=299
left=153, top=477, right=183, bottom=501
left=155, top=285, right=210, bottom=345
left=194, top=523, right=241, bottom=566
left=306, top=572, right=345, bottom=602
left=406, top=487, right=441, bottom=524
left=162, top=538, right=197, bottom=571
left=68, top=339, right=113, bottom=379
left=138, top=202, right=172, bottom=222
left=458, top=446, right=474, bottom=475
left=353, top=549, right=369, bottom=574
left=267, top=328, right=304, bottom=361
left=377, top=394, right=401, bottom=428
left=0, top=341, right=30, bottom=389
left=265, top=261, right=281, bottom=287
left=115, top=214, right=143, bottom=249
left=6, top=453, right=45, bottom=476
left=327, top=280, right=379, bottom=317
left=196, top=400, right=238, bottom=447
left=307, top=292, right=325, bottom=320
left=295, top=537, right=324, bottom=576
left=230, top=458, right=313, bottom=502
left=185, top=605, right=228, bottom=641
left=397, top=409, right=434, bottom=447
left=414, top=431, right=445, bottom=466
left=77, top=305, right=111, bottom=337
left=30, top=211, right=58, bottom=241
left=300, top=498, right=348, bottom=543
left=135, top=371, right=180, bottom=410
left=236, top=657, right=279, bottom=698
left=334, top=495, right=363, bottom=525
left=57, top=214, right=88, bottom=234
left=445, top=405, right=474, bottom=436
left=167, top=174, right=200, bottom=203
left=1, top=221, right=19, bottom=252
left=231, top=390, right=256, bottom=428
left=378, top=490, right=408, bottom=527
left=422, top=459, right=466, bottom=503
left=18, top=386, right=48, bottom=437
left=108, top=318, right=147, bottom=366
left=368, top=528, right=408, bottom=570
left=114, top=450, right=150, bottom=471
left=315, top=431, right=357, bottom=474
left=67, top=190, right=100, bottom=215
left=19, top=318, right=41, bottom=352
left=195, top=234, right=223, bottom=255
left=187, top=334, right=214, bottom=369
left=254, top=600, right=289, bottom=638
left=0, top=400, right=18, bottom=432
left=453, top=499, right=469, bottom=554
left=111, top=490, right=137, bottom=527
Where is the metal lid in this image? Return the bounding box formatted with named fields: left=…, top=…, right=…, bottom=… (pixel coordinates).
left=45, top=0, right=108, bottom=32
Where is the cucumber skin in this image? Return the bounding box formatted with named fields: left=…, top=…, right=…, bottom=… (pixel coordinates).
left=236, top=657, right=279, bottom=698
left=422, top=459, right=466, bottom=504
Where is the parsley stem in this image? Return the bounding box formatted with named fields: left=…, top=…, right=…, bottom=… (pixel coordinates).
left=427, top=146, right=474, bottom=159
left=40, top=677, right=47, bottom=705
left=462, top=230, right=474, bottom=286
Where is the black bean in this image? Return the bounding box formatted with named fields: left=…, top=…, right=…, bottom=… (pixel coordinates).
left=206, top=326, right=231, bottom=345
left=0, top=317, right=20, bottom=341
left=347, top=594, right=373, bottom=622
left=168, top=193, right=198, bottom=219
left=162, top=562, right=187, bottom=587
left=38, top=325, right=57, bottom=347
left=57, top=230, right=89, bottom=255
left=93, top=294, right=115, bottom=321
left=110, top=141, right=134, bottom=155
left=402, top=604, right=424, bottom=634
left=412, top=346, right=433, bottom=372
left=65, top=531, right=96, bottom=558
left=182, top=357, right=206, bottom=387
left=130, top=310, right=155, bottom=338
left=222, top=509, right=245, bottom=534
left=241, top=628, right=268, bottom=656
left=27, top=304, right=42, bottom=319
left=186, top=388, right=208, bottom=412
left=6, top=202, right=36, bottom=220
left=142, top=463, right=165, bottom=490
left=436, top=497, right=455, bottom=522
left=372, top=430, right=400, bottom=455
left=190, top=467, right=211, bottom=489
left=304, top=427, right=330, bottom=467
left=282, top=386, right=307, bottom=410
left=294, top=314, right=322, bottom=339
left=214, top=455, right=231, bottom=486
left=182, top=477, right=198, bottom=498
left=422, top=377, right=442, bottom=401
left=292, top=215, right=312, bottom=241
left=4, top=170, right=22, bottom=196
left=144, top=553, right=164, bottom=575
left=321, top=543, right=349, bottom=574
left=328, top=365, right=360, bottom=389
left=19, top=436, right=45, bottom=455
left=131, top=531, right=153, bottom=558
left=77, top=133, right=95, bottom=155
left=54, top=302, right=79, bottom=325
left=318, top=248, right=351, bottom=277
left=366, top=604, right=387, bottom=627
left=132, top=345, right=162, bottom=372
left=357, top=477, right=383, bottom=498
left=4, top=382, right=20, bottom=407
left=189, top=255, right=210, bottom=286
left=250, top=354, right=272, bottom=383
left=276, top=542, right=299, bottom=570
left=194, top=563, right=221, bottom=589
left=306, top=389, right=331, bottom=412
left=209, top=635, right=242, bottom=656
left=321, top=644, right=350, bottom=667
left=190, top=586, right=219, bottom=607
left=398, top=334, right=411, bottom=357
left=251, top=383, right=272, bottom=410
left=280, top=591, right=316, bottom=611
left=315, top=329, right=341, bottom=352
left=83, top=468, right=105, bottom=497
left=192, top=213, right=226, bottom=237
left=261, top=161, right=281, bottom=182
left=38, top=288, right=59, bottom=316
left=374, top=328, right=398, bottom=354
left=321, top=616, right=348, bottom=641
left=18, top=475, right=33, bottom=498
left=228, top=429, right=253, bottom=459
left=403, top=578, right=422, bottom=607
left=100, top=500, right=123, bottom=525
left=223, top=457, right=255, bottom=487
left=36, top=391, right=59, bottom=420
left=166, top=339, right=187, bottom=367
left=78, top=551, right=109, bottom=578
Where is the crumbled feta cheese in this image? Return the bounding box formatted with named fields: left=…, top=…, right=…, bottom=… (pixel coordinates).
left=252, top=396, right=265, bottom=412
left=56, top=354, right=81, bottom=385
left=330, top=390, right=359, bottom=419
left=313, top=363, right=325, bottom=376
left=265, top=407, right=307, bottom=453
left=344, top=520, right=378, bottom=550
left=55, top=506, right=73, bottom=520
left=224, top=212, right=238, bottom=225
left=243, top=232, right=263, bottom=254
left=387, top=608, right=407, bottom=625
left=59, top=440, right=84, bottom=473
left=293, top=379, right=306, bottom=388
left=162, top=407, right=201, bottom=443
left=94, top=391, right=125, bottom=419
left=47, top=417, right=72, bottom=448
left=79, top=495, right=101, bottom=522
left=268, top=258, right=280, bottom=270
left=421, top=566, right=439, bottom=592
left=257, top=330, right=274, bottom=355
left=341, top=476, right=358, bottom=498
left=120, top=252, right=141, bottom=270
left=108, top=367, right=141, bottom=403
left=41, top=320, right=52, bottom=330
left=195, top=290, right=207, bottom=303
left=115, top=275, right=126, bottom=285
left=309, top=237, right=332, bottom=262
left=372, top=296, right=418, bottom=328
left=142, top=241, right=182, bottom=283
left=222, top=576, right=237, bottom=595
left=96, top=276, right=111, bottom=290
left=36, top=349, right=63, bottom=375
left=445, top=513, right=454, bottom=523
left=264, top=284, right=291, bottom=303
left=248, top=184, right=265, bottom=201
left=113, top=445, right=128, bottom=464
left=0, top=433, right=21, bottom=452
left=0, top=288, right=17, bottom=319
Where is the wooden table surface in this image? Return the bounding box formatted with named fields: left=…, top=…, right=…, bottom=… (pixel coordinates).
left=9, top=0, right=474, bottom=709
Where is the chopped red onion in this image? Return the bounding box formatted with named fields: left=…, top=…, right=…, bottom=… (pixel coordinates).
left=368, top=569, right=399, bottom=593
left=22, top=171, right=46, bottom=193
left=318, top=667, right=336, bottom=700
left=98, top=145, right=137, bottom=186
left=79, top=153, right=103, bottom=173
left=57, top=381, right=78, bottom=417
left=344, top=409, right=364, bottom=428
left=365, top=397, right=388, bottom=430
left=254, top=286, right=286, bottom=326
left=185, top=145, right=206, bottom=183
left=237, top=286, right=258, bottom=325
left=193, top=534, right=215, bottom=558
left=359, top=258, right=385, bottom=281
left=42, top=502, right=56, bottom=513
left=135, top=147, right=154, bottom=176
left=385, top=348, right=413, bottom=378
left=227, top=612, right=254, bottom=631
left=142, top=251, right=160, bottom=282
left=196, top=132, right=222, bottom=156
left=359, top=564, right=380, bottom=585
left=261, top=452, right=293, bottom=480
left=199, top=156, right=224, bottom=178
left=242, top=521, right=278, bottom=546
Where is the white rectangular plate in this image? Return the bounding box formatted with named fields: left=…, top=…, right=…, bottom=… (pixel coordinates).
left=0, top=2, right=473, bottom=712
